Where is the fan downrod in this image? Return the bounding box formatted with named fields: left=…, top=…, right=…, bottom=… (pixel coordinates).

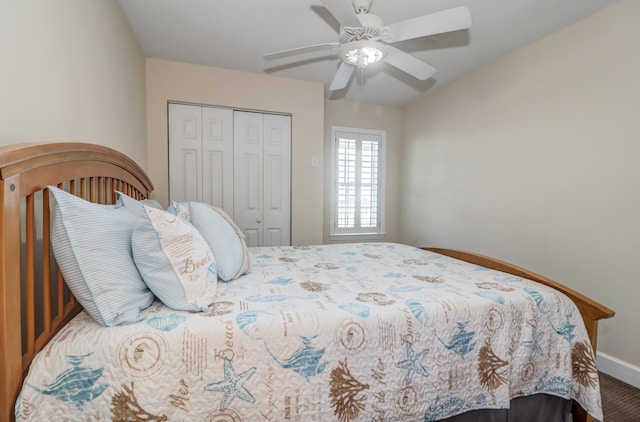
left=353, top=0, right=373, bottom=14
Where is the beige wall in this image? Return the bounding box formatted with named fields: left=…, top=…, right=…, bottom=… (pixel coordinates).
left=324, top=99, right=404, bottom=243
left=146, top=59, right=325, bottom=245
left=0, top=0, right=147, bottom=166
left=401, top=0, right=640, bottom=368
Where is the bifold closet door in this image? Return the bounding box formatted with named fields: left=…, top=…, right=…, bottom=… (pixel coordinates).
left=168, top=103, right=233, bottom=213
left=170, top=105, right=291, bottom=247
left=233, top=111, right=291, bottom=247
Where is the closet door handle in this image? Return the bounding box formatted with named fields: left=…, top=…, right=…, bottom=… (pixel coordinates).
left=257, top=219, right=262, bottom=224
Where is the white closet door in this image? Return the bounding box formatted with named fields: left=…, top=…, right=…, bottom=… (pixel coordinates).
left=263, top=114, right=291, bottom=247
left=234, top=111, right=264, bottom=247
left=202, top=107, right=234, bottom=214
left=169, top=104, right=202, bottom=203
left=171, top=106, right=291, bottom=247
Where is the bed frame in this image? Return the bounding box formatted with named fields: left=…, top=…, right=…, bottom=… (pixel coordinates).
left=0, top=142, right=614, bottom=422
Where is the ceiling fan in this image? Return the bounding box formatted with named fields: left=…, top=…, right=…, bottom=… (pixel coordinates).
left=264, top=0, right=472, bottom=91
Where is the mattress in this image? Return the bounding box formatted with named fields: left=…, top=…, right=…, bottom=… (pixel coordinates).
left=15, top=243, right=603, bottom=421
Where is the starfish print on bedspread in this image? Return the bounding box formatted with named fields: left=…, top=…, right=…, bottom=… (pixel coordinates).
left=204, top=358, right=256, bottom=411
left=395, top=341, right=430, bottom=384
left=522, top=325, right=545, bottom=360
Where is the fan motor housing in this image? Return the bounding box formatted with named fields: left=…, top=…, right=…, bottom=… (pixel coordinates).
left=339, top=13, right=384, bottom=43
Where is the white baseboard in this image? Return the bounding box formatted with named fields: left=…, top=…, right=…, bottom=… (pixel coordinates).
left=597, top=351, right=640, bottom=389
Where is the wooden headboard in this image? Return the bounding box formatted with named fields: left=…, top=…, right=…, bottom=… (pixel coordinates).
left=0, top=142, right=154, bottom=420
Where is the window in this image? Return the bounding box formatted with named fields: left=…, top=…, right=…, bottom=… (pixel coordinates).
left=330, top=126, right=385, bottom=239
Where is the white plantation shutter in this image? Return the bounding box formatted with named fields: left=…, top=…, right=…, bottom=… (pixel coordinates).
left=331, top=127, right=385, bottom=238
left=360, top=140, right=379, bottom=228
left=336, top=138, right=356, bottom=228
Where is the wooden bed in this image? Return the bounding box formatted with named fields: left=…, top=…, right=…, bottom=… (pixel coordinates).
left=0, top=142, right=614, bottom=422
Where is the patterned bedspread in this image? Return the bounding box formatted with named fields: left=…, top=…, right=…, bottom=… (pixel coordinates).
left=15, top=243, right=603, bottom=421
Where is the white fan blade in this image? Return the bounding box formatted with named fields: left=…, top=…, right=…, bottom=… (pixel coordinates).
left=264, top=42, right=341, bottom=59
left=321, top=0, right=361, bottom=28
left=383, top=46, right=436, bottom=80
left=386, top=6, right=472, bottom=43
left=329, top=61, right=356, bottom=91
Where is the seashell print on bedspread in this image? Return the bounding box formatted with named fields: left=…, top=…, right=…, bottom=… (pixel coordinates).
left=15, top=243, right=603, bottom=421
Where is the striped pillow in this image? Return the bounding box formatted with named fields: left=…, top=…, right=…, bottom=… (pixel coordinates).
left=49, top=186, right=154, bottom=326
left=132, top=206, right=218, bottom=311
left=116, top=191, right=164, bottom=215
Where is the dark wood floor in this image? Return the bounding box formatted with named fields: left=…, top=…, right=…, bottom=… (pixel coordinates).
left=597, top=371, right=640, bottom=422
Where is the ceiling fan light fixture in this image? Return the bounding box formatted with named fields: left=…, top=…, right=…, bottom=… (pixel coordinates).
left=341, top=41, right=384, bottom=69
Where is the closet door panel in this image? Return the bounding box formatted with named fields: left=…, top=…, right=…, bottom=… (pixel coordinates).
left=169, top=104, right=202, bottom=202
left=234, top=111, right=264, bottom=248
left=267, top=156, right=282, bottom=210
left=244, top=229, right=261, bottom=249
left=265, top=228, right=283, bottom=248
left=245, top=154, right=261, bottom=211
left=203, top=150, right=224, bottom=206
left=202, top=107, right=233, bottom=214
left=263, top=114, right=291, bottom=246
left=181, top=151, right=200, bottom=201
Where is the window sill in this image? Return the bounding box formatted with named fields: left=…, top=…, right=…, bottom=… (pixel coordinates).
left=329, top=232, right=386, bottom=241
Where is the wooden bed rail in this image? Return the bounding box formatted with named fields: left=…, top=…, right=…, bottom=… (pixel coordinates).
left=0, top=142, right=154, bottom=421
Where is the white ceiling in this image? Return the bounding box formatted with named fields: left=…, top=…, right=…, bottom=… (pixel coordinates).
left=118, top=0, right=618, bottom=107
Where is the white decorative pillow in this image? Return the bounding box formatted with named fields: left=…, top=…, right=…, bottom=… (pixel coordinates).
left=48, top=186, right=154, bottom=326
left=189, top=202, right=251, bottom=281
left=132, top=205, right=218, bottom=311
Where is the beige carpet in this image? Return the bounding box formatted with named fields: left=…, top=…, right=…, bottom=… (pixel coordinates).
left=597, top=371, right=640, bottom=422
